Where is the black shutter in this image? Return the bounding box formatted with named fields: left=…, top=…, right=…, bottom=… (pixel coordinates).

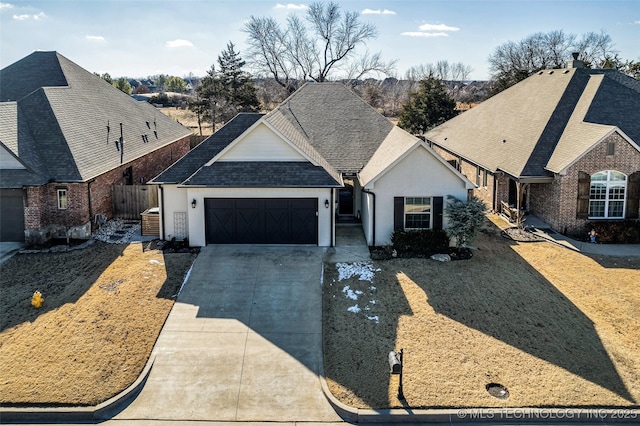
left=394, top=197, right=404, bottom=230
left=576, top=171, right=590, bottom=219
left=433, top=196, right=444, bottom=230
left=626, top=171, right=640, bottom=219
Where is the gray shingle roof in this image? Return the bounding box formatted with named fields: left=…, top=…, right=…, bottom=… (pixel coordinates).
left=183, top=161, right=339, bottom=187
left=0, top=51, right=192, bottom=187
left=265, top=82, right=394, bottom=174
left=425, top=68, right=640, bottom=177
left=152, top=83, right=403, bottom=189
left=151, top=113, right=263, bottom=183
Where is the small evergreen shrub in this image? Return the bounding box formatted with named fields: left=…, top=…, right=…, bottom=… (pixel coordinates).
left=390, top=229, right=450, bottom=257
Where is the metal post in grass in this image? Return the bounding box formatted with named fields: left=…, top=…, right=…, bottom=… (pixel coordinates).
left=388, top=348, right=405, bottom=401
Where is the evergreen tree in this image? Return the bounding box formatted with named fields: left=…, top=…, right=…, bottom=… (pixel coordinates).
left=397, top=76, right=457, bottom=135
left=193, top=42, right=260, bottom=129
left=444, top=196, right=487, bottom=249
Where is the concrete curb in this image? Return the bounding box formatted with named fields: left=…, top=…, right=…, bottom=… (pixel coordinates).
left=319, top=376, right=640, bottom=424
left=0, top=352, right=156, bottom=423
left=319, top=368, right=640, bottom=424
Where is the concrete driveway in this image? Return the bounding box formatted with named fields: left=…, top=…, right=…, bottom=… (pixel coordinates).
left=111, top=244, right=343, bottom=423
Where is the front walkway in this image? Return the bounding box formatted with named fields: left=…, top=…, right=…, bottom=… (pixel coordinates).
left=324, top=223, right=371, bottom=263
left=501, top=214, right=640, bottom=257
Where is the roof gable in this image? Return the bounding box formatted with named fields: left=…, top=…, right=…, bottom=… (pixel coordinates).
left=360, top=126, right=474, bottom=189
left=211, top=122, right=308, bottom=163
left=151, top=113, right=263, bottom=184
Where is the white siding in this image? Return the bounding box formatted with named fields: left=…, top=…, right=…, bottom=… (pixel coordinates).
left=163, top=186, right=334, bottom=247
left=220, top=123, right=306, bottom=162
left=363, top=147, right=470, bottom=246
left=0, top=145, right=23, bottom=169
left=158, top=184, right=188, bottom=241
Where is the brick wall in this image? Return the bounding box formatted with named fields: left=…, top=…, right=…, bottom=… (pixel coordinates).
left=90, top=135, right=190, bottom=221
left=431, top=144, right=495, bottom=209
left=549, top=132, right=640, bottom=236
left=434, top=132, right=640, bottom=236
left=23, top=135, right=191, bottom=242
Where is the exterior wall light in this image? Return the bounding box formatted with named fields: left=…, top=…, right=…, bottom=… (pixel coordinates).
left=325, top=199, right=330, bottom=208
left=191, top=199, right=197, bottom=208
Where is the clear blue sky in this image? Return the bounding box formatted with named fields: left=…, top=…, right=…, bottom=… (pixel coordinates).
left=1, top=0, right=638, bottom=81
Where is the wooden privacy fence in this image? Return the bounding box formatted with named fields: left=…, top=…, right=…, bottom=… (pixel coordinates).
left=112, top=185, right=158, bottom=220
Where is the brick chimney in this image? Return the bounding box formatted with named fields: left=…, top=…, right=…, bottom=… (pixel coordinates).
left=566, top=52, right=584, bottom=69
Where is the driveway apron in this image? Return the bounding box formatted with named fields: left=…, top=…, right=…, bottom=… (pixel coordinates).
left=113, top=244, right=342, bottom=423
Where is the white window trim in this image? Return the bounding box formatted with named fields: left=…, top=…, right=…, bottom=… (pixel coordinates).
left=57, top=188, right=68, bottom=210
left=588, top=170, right=626, bottom=219
left=404, top=196, right=432, bottom=230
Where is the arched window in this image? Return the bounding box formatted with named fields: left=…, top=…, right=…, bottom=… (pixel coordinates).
left=589, top=171, right=626, bottom=218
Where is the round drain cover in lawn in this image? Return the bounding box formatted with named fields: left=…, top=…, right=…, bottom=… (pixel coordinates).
left=486, top=383, right=509, bottom=399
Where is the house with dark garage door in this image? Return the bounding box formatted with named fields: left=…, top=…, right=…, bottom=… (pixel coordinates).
left=151, top=83, right=474, bottom=247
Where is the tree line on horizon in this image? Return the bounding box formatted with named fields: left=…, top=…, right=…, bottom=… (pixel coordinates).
left=97, top=1, right=639, bottom=135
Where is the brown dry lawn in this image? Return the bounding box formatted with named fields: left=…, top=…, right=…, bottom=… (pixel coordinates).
left=159, top=107, right=213, bottom=136
left=323, top=214, right=640, bottom=409
left=0, top=241, right=196, bottom=406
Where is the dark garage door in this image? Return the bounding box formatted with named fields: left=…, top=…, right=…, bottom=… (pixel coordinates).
left=205, top=198, right=318, bottom=244
left=0, top=189, right=25, bottom=242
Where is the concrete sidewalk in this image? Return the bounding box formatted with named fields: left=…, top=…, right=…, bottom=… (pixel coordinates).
left=505, top=215, right=640, bottom=257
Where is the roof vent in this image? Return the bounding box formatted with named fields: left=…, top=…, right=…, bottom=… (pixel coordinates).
left=548, top=70, right=554, bottom=75
left=537, top=71, right=544, bottom=75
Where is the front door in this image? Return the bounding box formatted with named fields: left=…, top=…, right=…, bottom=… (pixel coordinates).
left=338, top=178, right=354, bottom=216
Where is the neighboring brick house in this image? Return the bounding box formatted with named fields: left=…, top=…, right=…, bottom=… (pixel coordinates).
left=0, top=51, right=193, bottom=243
left=425, top=57, right=640, bottom=237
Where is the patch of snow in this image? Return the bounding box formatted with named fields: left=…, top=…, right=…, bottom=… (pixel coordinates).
left=342, top=285, right=365, bottom=300
left=149, top=259, right=164, bottom=265
left=336, top=262, right=377, bottom=282
left=370, top=286, right=376, bottom=291
left=370, top=300, right=376, bottom=305
left=367, top=315, right=379, bottom=323
left=347, top=304, right=361, bottom=314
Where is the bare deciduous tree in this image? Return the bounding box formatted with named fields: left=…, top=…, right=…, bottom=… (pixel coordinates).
left=488, top=30, right=618, bottom=93
left=405, top=60, right=473, bottom=102
left=244, top=2, right=396, bottom=92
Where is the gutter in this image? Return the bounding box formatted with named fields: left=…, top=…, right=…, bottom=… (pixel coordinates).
left=159, top=185, right=165, bottom=241
left=87, top=178, right=95, bottom=228
left=362, top=188, right=376, bottom=246
left=330, top=188, right=335, bottom=247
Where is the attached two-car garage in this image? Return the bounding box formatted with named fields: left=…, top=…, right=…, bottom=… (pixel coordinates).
left=204, top=198, right=318, bottom=244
